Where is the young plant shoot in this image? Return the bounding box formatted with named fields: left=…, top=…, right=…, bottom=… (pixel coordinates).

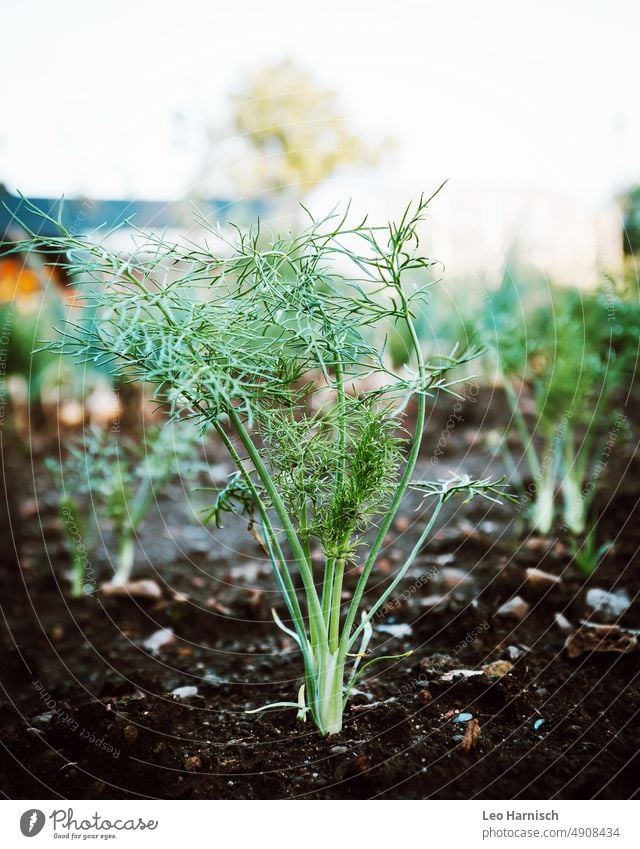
left=481, top=278, right=633, bottom=536
left=47, top=422, right=199, bottom=591
left=15, top=195, right=511, bottom=735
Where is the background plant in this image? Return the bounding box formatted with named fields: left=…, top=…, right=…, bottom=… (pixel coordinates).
left=14, top=194, right=511, bottom=736
left=477, top=271, right=637, bottom=536
left=46, top=421, right=201, bottom=591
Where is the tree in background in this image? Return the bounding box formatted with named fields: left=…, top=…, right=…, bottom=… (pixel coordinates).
left=202, top=60, right=383, bottom=198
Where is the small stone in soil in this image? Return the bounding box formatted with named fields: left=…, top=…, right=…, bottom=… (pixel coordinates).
left=31, top=712, right=54, bottom=726
left=123, top=725, right=138, bottom=745
left=554, top=612, right=574, bottom=632
left=171, top=686, right=199, bottom=698
left=102, top=579, right=162, bottom=600
left=440, top=669, right=484, bottom=682
left=419, top=594, right=448, bottom=610
left=495, top=595, right=530, bottom=620
left=452, top=712, right=473, bottom=723
left=506, top=644, right=528, bottom=661
left=143, top=627, right=175, bottom=654
left=525, top=567, right=562, bottom=590
left=184, top=755, right=202, bottom=772
left=585, top=587, right=631, bottom=623
left=439, top=567, right=473, bottom=589
left=394, top=515, right=410, bottom=533
left=376, top=623, right=413, bottom=638
left=330, top=745, right=348, bottom=754
left=482, top=659, right=514, bottom=678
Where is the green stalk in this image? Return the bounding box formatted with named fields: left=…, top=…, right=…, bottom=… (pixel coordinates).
left=530, top=449, right=556, bottom=535
left=59, top=497, right=87, bottom=598
left=339, top=286, right=425, bottom=654
left=321, top=556, right=336, bottom=625
left=561, top=437, right=586, bottom=534
left=213, top=422, right=310, bottom=644
left=347, top=497, right=445, bottom=650
left=314, top=643, right=345, bottom=735
left=328, top=557, right=345, bottom=653
left=114, top=532, right=136, bottom=584
left=503, top=376, right=541, bottom=479
left=227, top=408, right=326, bottom=651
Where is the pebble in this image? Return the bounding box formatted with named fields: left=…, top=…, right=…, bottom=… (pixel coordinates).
left=123, top=725, right=138, bottom=745
left=30, top=712, right=54, bottom=727
left=585, top=588, right=631, bottom=623
left=495, top=595, right=530, bottom=620
left=102, top=579, right=162, bottom=600
left=525, top=567, right=562, bottom=590
left=171, top=686, right=199, bottom=699
left=439, top=567, right=472, bottom=589
left=394, top=516, right=410, bottom=533
left=419, top=594, right=448, bottom=610
left=482, top=660, right=514, bottom=678
left=184, top=755, right=202, bottom=772
left=440, top=669, right=484, bottom=682
left=506, top=645, right=527, bottom=661
left=143, top=628, right=175, bottom=654
left=433, top=553, right=455, bottom=566
left=330, top=745, right=348, bottom=755
left=376, top=623, right=413, bottom=638
left=554, top=612, right=574, bottom=632
left=452, top=712, right=473, bottom=723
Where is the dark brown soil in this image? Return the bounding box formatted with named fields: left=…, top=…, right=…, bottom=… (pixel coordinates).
left=1, top=390, right=640, bottom=800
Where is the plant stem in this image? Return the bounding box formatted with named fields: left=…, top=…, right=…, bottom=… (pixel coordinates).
left=503, top=377, right=540, bottom=479
left=561, top=437, right=586, bottom=534
left=227, top=407, right=326, bottom=651
left=339, top=285, right=426, bottom=652
left=315, top=644, right=345, bottom=735
left=530, top=454, right=556, bottom=535
left=115, top=533, right=135, bottom=584
left=328, top=557, right=345, bottom=653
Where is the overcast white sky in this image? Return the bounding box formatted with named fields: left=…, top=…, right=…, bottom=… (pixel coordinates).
left=1, top=0, right=639, bottom=206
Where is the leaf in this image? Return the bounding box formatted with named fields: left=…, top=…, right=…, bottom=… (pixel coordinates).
left=459, top=718, right=481, bottom=753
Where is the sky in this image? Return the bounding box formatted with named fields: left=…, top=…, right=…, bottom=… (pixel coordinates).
left=1, top=0, right=639, bottom=207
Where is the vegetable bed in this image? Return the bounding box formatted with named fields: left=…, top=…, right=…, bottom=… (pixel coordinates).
left=2, top=388, right=638, bottom=800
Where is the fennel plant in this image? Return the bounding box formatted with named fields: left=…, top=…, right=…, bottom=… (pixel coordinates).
left=481, top=278, right=634, bottom=535
left=13, top=194, right=511, bottom=735
left=47, top=422, right=199, bottom=590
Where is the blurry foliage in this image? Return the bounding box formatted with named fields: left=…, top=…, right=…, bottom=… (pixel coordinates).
left=212, top=60, right=383, bottom=196
left=475, top=265, right=639, bottom=536
left=46, top=421, right=202, bottom=591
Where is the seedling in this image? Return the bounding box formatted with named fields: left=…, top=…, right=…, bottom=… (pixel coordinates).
left=569, top=520, right=612, bottom=576
left=480, top=277, right=634, bottom=535
left=13, top=194, right=511, bottom=735
left=47, top=422, right=200, bottom=591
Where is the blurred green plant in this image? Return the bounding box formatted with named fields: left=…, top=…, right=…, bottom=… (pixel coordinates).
left=569, top=520, right=612, bottom=576
left=478, top=270, right=637, bottom=536
left=11, top=194, right=512, bottom=736
left=46, top=422, right=201, bottom=591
